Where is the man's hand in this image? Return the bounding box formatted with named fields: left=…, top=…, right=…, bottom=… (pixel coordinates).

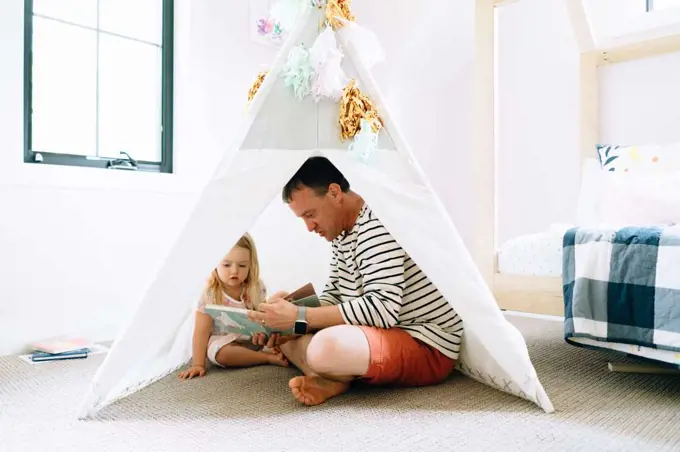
left=248, top=296, right=299, bottom=331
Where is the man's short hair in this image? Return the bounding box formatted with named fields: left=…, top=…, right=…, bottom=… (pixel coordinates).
left=282, top=156, right=350, bottom=203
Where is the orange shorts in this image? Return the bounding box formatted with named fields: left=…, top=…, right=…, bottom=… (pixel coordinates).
left=357, top=326, right=455, bottom=387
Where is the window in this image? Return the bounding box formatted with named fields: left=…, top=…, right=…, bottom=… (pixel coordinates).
left=23, top=0, right=174, bottom=173
left=583, top=0, right=680, bottom=47
left=647, top=0, right=680, bottom=11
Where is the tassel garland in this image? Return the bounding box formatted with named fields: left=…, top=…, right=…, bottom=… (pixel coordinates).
left=325, top=0, right=354, bottom=30
left=349, top=118, right=379, bottom=162
left=335, top=19, right=385, bottom=69
left=246, top=0, right=385, bottom=165
left=281, top=44, right=314, bottom=100
left=248, top=71, right=268, bottom=102
left=339, top=79, right=382, bottom=141
left=309, top=25, right=347, bottom=101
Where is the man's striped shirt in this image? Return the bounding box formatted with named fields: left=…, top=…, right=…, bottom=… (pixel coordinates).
left=318, top=203, right=464, bottom=360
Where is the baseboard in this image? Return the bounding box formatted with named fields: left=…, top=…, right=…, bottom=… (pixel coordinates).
left=502, top=310, right=564, bottom=322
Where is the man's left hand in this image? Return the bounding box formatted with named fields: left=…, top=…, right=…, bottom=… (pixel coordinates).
left=248, top=296, right=298, bottom=331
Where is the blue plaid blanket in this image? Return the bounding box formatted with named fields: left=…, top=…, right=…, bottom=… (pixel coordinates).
left=563, top=225, right=680, bottom=354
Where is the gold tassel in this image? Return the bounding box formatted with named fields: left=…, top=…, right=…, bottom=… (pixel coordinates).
left=248, top=71, right=267, bottom=102
left=325, top=0, right=354, bottom=30
left=339, top=79, right=382, bottom=141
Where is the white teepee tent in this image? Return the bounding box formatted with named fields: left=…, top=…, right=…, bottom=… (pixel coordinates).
left=79, top=1, right=554, bottom=418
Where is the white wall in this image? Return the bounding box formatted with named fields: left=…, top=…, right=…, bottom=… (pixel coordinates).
left=379, top=1, right=495, bottom=282
left=599, top=51, right=680, bottom=144
left=495, top=0, right=581, bottom=244
left=1, top=0, right=487, bottom=355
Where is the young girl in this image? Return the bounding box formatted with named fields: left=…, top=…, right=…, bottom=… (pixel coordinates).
left=179, top=233, right=289, bottom=380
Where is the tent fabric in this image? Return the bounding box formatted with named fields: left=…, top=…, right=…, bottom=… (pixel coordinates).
left=79, top=4, right=554, bottom=418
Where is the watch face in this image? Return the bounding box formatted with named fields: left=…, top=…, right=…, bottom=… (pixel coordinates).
left=294, top=321, right=308, bottom=335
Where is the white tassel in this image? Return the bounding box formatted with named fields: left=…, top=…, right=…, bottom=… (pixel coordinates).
left=335, top=18, right=385, bottom=70
left=309, top=25, right=348, bottom=102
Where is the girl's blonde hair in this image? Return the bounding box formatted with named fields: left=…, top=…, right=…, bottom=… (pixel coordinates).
left=206, top=233, right=264, bottom=309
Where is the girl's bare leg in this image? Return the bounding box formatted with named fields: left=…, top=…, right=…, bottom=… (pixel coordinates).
left=215, top=344, right=288, bottom=368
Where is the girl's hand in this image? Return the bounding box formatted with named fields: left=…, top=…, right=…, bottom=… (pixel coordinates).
left=252, top=332, right=269, bottom=347
left=252, top=332, right=282, bottom=348
left=252, top=332, right=299, bottom=348
left=178, top=365, right=206, bottom=380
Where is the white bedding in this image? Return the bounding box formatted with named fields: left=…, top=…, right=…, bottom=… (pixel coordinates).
left=496, top=224, right=572, bottom=277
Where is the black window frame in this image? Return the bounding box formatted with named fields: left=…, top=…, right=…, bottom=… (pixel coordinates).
left=647, top=0, right=680, bottom=12
left=23, top=0, right=174, bottom=174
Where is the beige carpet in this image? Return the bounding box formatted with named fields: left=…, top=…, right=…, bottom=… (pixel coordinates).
left=1, top=314, right=679, bottom=452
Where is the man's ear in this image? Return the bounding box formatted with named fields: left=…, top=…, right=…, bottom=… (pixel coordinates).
left=328, top=183, right=343, bottom=202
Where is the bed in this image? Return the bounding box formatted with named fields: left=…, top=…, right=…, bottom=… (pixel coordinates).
left=494, top=223, right=680, bottom=367
left=493, top=145, right=680, bottom=367
left=493, top=226, right=566, bottom=317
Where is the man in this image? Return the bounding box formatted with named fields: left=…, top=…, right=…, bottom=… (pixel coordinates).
left=249, top=156, right=463, bottom=406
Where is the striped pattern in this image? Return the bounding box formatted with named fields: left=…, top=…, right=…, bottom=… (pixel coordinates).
left=318, top=204, right=464, bottom=360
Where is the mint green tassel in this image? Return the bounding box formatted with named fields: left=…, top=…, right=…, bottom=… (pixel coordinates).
left=281, top=44, right=314, bottom=100
left=349, top=119, right=379, bottom=162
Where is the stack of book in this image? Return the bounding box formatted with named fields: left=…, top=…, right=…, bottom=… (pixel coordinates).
left=28, top=337, right=94, bottom=362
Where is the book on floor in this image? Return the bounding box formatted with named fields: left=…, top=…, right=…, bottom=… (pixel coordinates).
left=19, top=344, right=110, bottom=365
left=31, top=348, right=90, bottom=362
left=204, top=282, right=319, bottom=337
left=29, top=336, right=94, bottom=354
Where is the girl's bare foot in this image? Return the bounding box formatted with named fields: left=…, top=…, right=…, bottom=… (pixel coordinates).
left=288, top=376, right=350, bottom=405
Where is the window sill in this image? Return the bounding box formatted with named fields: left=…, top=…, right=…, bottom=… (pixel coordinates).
left=0, top=161, right=204, bottom=195
left=596, top=21, right=680, bottom=50
left=586, top=0, right=680, bottom=49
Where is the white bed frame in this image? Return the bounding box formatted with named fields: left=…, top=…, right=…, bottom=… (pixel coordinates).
left=490, top=0, right=680, bottom=317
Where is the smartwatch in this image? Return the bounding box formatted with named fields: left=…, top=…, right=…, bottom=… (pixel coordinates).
left=294, top=306, right=308, bottom=335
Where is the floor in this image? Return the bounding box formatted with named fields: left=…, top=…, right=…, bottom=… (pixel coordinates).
left=1, top=313, right=679, bottom=452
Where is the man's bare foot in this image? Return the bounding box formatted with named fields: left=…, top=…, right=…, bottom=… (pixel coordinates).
left=264, top=350, right=289, bottom=367
left=289, top=376, right=350, bottom=406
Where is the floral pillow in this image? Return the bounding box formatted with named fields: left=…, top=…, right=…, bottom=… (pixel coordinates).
left=597, top=142, right=680, bottom=172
